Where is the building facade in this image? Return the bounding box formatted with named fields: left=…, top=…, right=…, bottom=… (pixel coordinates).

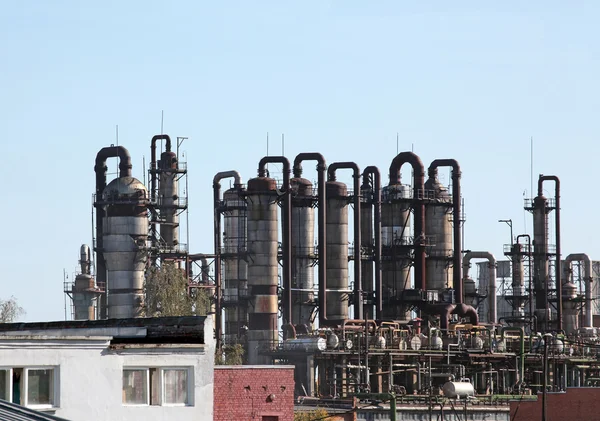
left=0, top=316, right=214, bottom=421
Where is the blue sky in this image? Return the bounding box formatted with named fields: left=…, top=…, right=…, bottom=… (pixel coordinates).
left=1, top=1, right=598, bottom=322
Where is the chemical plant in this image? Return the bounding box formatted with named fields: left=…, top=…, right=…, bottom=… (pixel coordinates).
left=64, top=134, right=600, bottom=416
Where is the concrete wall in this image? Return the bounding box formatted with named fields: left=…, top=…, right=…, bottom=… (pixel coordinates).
left=510, top=388, right=600, bottom=420
left=0, top=317, right=214, bottom=421
left=214, top=366, right=295, bottom=421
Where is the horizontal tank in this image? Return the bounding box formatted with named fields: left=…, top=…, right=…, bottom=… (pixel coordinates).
left=442, top=381, right=475, bottom=398
left=283, top=337, right=327, bottom=353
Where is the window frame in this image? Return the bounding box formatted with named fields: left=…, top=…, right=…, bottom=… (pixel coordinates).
left=0, top=366, right=59, bottom=410
left=122, top=366, right=193, bottom=407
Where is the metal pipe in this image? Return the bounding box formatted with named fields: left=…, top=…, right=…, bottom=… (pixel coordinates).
left=213, top=170, right=243, bottom=351
left=363, top=166, right=382, bottom=319
left=463, top=251, right=497, bottom=324
left=538, top=175, right=561, bottom=331
left=428, top=160, right=462, bottom=302
left=94, top=145, right=132, bottom=319
left=328, top=162, right=362, bottom=320
left=293, top=153, right=328, bottom=324
left=258, top=157, right=292, bottom=324
left=501, top=327, right=524, bottom=385
left=389, top=152, right=426, bottom=290
left=564, top=253, right=593, bottom=328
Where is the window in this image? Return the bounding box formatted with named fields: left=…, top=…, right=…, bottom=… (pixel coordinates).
left=122, top=367, right=192, bottom=406
left=122, top=369, right=148, bottom=405
left=163, top=369, right=187, bottom=405
left=0, top=367, right=58, bottom=409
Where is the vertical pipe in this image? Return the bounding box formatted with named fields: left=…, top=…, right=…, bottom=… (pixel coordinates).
left=293, top=154, right=328, bottom=324
left=258, top=157, right=291, bottom=324
left=428, top=160, right=462, bottom=302
left=389, top=152, right=426, bottom=290
left=363, top=166, right=382, bottom=318
left=213, top=171, right=243, bottom=351
left=538, top=175, right=561, bottom=331
left=328, top=162, right=362, bottom=320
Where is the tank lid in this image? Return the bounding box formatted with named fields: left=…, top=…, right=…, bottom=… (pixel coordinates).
left=247, top=176, right=277, bottom=192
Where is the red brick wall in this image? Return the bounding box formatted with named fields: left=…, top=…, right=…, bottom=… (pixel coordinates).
left=510, top=388, right=600, bottom=420
left=214, top=366, right=295, bottom=421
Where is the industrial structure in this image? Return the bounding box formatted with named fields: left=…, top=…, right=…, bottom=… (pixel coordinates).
left=64, top=135, right=600, bottom=419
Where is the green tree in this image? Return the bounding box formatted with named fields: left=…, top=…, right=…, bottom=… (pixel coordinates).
left=215, top=343, right=245, bottom=365
left=294, top=409, right=329, bottom=421
left=143, top=263, right=211, bottom=317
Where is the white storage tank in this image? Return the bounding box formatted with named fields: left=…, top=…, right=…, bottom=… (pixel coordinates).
left=442, top=381, right=475, bottom=398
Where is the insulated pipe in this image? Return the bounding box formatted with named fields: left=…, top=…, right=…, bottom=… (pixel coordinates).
left=463, top=251, right=497, bottom=324
left=538, top=175, right=562, bottom=331
left=428, top=160, right=462, bottom=302
left=213, top=170, right=243, bottom=351
left=328, top=162, right=362, bottom=320
left=293, top=153, right=328, bottom=325
left=258, top=157, right=292, bottom=324
left=363, top=166, right=382, bottom=319
left=564, top=253, right=593, bottom=328
left=94, top=146, right=133, bottom=319
left=389, top=152, right=426, bottom=290
left=501, top=327, right=524, bottom=385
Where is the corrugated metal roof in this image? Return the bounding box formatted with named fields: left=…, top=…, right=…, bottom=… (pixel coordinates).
left=0, top=400, right=69, bottom=421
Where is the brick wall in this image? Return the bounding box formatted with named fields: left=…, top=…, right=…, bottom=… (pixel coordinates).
left=510, top=387, right=600, bottom=420
left=214, top=366, right=295, bottom=421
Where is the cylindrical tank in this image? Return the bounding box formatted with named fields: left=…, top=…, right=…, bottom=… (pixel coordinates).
left=562, top=281, right=579, bottom=335
left=533, top=195, right=550, bottom=325
left=443, top=381, right=475, bottom=398
left=222, top=187, right=248, bottom=344
left=360, top=179, right=375, bottom=318
left=325, top=181, right=349, bottom=321
left=290, top=177, right=315, bottom=328
left=510, top=243, right=526, bottom=316
left=381, top=184, right=412, bottom=320
left=463, top=277, right=477, bottom=306
left=102, top=176, right=148, bottom=318
left=246, top=176, right=279, bottom=364
left=424, top=172, right=453, bottom=290
left=159, top=150, right=179, bottom=247
left=283, top=337, right=327, bottom=353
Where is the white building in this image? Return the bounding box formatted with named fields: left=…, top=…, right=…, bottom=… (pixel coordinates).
left=0, top=316, right=214, bottom=421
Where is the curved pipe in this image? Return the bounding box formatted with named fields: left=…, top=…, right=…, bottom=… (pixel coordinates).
left=501, top=327, right=524, bottom=385
left=425, top=302, right=478, bottom=330
left=538, top=174, right=561, bottom=331
left=328, top=162, right=362, bottom=319
left=428, top=159, right=462, bottom=302
left=282, top=323, right=297, bottom=340
left=463, top=251, right=497, bottom=324
left=389, top=152, right=426, bottom=290
left=564, top=253, right=593, bottom=328
left=150, top=135, right=172, bottom=202
left=258, top=157, right=292, bottom=324
left=293, top=153, right=329, bottom=325
left=213, top=171, right=244, bottom=350
left=94, top=145, right=133, bottom=319
left=363, top=166, right=382, bottom=319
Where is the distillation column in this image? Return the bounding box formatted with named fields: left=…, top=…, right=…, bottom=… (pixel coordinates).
left=72, top=245, right=101, bottom=320
left=424, top=168, right=453, bottom=291
left=532, top=194, right=550, bottom=328
left=325, top=179, right=349, bottom=321
left=360, top=177, right=375, bottom=318
left=290, top=176, right=316, bottom=328
left=246, top=175, right=279, bottom=364
left=158, top=147, right=179, bottom=248
left=223, top=187, right=248, bottom=344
